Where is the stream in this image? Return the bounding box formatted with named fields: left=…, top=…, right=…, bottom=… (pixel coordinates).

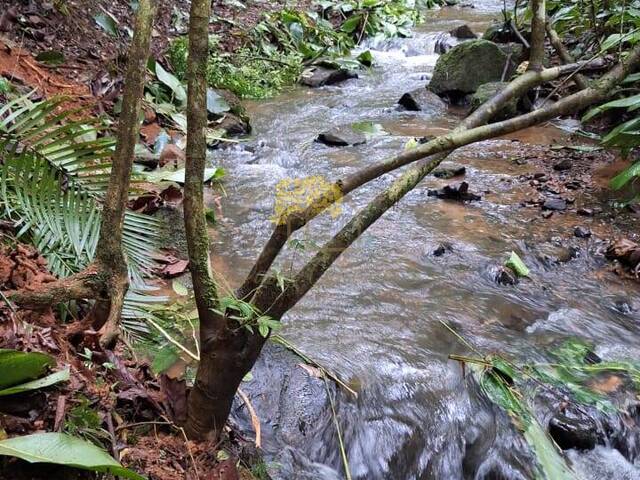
left=208, top=2, right=640, bottom=479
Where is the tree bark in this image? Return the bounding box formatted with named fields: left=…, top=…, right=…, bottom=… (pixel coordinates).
left=529, top=0, right=546, bottom=71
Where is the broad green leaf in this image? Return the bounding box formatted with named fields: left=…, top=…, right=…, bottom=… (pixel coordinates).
left=94, top=13, right=118, bottom=36
left=505, top=251, right=530, bottom=277
left=341, top=14, right=362, bottom=33
left=155, top=63, right=187, bottom=104
left=0, top=369, right=69, bottom=397
left=206, top=89, right=231, bottom=115
left=352, top=121, right=385, bottom=136
left=0, top=350, right=55, bottom=389
left=172, top=280, right=188, bottom=296
left=583, top=93, right=640, bottom=122
left=0, top=433, right=146, bottom=480
left=151, top=347, right=180, bottom=374
left=147, top=167, right=223, bottom=184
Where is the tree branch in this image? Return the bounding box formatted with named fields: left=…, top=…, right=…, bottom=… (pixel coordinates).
left=237, top=58, right=607, bottom=300
left=267, top=44, right=640, bottom=315
left=545, top=19, right=589, bottom=90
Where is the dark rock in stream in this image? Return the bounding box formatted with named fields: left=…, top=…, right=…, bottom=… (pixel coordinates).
left=449, top=24, right=477, bottom=39
left=316, top=127, right=367, bottom=147
left=433, top=165, right=466, bottom=179
left=217, top=112, right=251, bottom=137
left=574, top=226, right=592, bottom=238
left=553, top=158, right=573, bottom=171
left=433, top=242, right=454, bottom=256
left=230, top=343, right=341, bottom=480
left=428, top=181, right=481, bottom=201
left=549, top=411, right=601, bottom=451
left=542, top=198, right=567, bottom=211
left=300, top=65, right=358, bottom=88
left=494, top=266, right=518, bottom=285
left=398, top=88, right=447, bottom=112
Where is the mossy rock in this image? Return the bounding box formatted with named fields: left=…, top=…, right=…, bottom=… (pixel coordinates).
left=470, top=82, right=519, bottom=120
left=428, top=40, right=509, bottom=98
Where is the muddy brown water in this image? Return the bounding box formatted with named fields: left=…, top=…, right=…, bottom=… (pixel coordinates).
left=207, top=2, right=640, bottom=479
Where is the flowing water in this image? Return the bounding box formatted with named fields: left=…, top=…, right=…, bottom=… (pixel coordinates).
left=209, top=2, right=640, bottom=478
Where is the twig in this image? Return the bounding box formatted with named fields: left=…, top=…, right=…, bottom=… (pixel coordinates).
left=106, top=411, right=119, bottom=460
left=509, top=19, right=530, bottom=48
left=146, top=317, right=200, bottom=361
left=54, top=395, right=67, bottom=432
left=237, top=387, right=262, bottom=449
left=271, top=335, right=358, bottom=398
left=0, top=290, right=18, bottom=314
left=177, top=424, right=200, bottom=480
left=115, top=420, right=173, bottom=432
left=323, top=375, right=351, bottom=480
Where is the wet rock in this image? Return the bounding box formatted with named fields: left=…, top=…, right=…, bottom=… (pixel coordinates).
left=300, top=65, right=357, bottom=88
left=434, top=33, right=458, bottom=54
left=427, top=181, right=481, bottom=201
left=449, top=24, right=477, bottom=39
left=428, top=40, right=511, bottom=100
left=433, top=242, right=453, bottom=256
left=549, top=411, right=600, bottom=451
left=612, top=298, right=637, bottom=315
left=217, top=113, right=251, bottom=137
left=541, top=210, right=554, bottom=219
left=471, top=82, right=519, bottom=120
left=316, top=127, right=367, bottom=147
left=542, top=198, right=567, bottom=211
left=231, top=343, right=336, bottom=469
left=574, top=226, right=592, bottom=238
left=584, top=350, right=602, bottom=365
left=483, top=22, right=529, bottom=45
left=433, top=165, right=466, bottom=179
left=398, top=88, right=447, bottom=112
left=495, top=266, right=518, bottom=285
left=554, top=159, right=573, bottom=171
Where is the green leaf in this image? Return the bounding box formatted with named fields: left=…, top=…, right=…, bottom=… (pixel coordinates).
left=147, top=167, right=223, bottom=184
left=356, top=50, right=373, bottom=67
left=206, top=89, right=231, bottom=115
left=352, top=121, right=385, bottom=136
left=35, top=51, right=65, bottom=66
left=172, top=280, right=188, bottom=296
left=610, top=161, right=640, bottom=190
left=505, top=251, right=530, bottom=277
left=155, top=63, right=187, bottom=104
left=0, top=368, right=69, bottom=397
left=0, top=350, right=55, bottom=389
left=151, top=347, right=180, bottom=374
left=94, top=13, right=118, bottom=36
left=0, top=433, right=146, bottom=480
left=341, top=14, right=362, bottom=33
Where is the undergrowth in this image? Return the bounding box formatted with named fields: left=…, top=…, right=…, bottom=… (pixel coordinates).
left=168, top=0, right=444, bottom=99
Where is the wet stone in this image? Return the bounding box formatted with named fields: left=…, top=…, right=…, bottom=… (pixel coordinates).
left=549, top=411, right=600, bottom=451
left=574, top=226, right=592, bottom=238
left=433, top=242, right=453, bottom=257
left=300, top=66, right=358, bottom=88
left=427, top=181, right=481, bottom=201
left=449, top=24, right=477, bottom=39
left=398, top=88, right=447, bottom=112
left=553, top=159, right=573, bottom=171
left=495, top=266, right=518, bottom=285
left=577, top=208, right=594, bottom=217
left=316, top=127, right=367, bottom=147
left=433, top=166, right=466, bottom=179
left=542, top=198, right=567, bottom=211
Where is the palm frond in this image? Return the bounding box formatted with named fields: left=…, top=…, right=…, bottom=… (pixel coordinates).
left=0, top=95, right=167, bottom=336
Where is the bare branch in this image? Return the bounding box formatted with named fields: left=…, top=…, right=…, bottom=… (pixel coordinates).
left=545, top=19, right=589, bottom=90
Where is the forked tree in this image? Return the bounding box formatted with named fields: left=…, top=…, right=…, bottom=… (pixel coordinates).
left=6, top=0, right=640, bottom=441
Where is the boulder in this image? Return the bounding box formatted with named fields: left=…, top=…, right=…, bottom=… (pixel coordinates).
left=316, top=127, right=366, bottom=147
left=398, top=88, right=447, bottom=112
left=483, top=23, right=530, bottom=45
left=449, top=24, right=477, bottom=39
left=428, top=40, right=510, bottom=99
left=471, top=82, right=519, bottom=120
left=497, top=42, right=526, bottom=64
left=574, top=226, right=592, bottom=238
left=217, top=113, right=251, bottom=137
left=554, top=159, right=572, bottom=171
left=427, top=181, right=481, bottom=201
left=300, top=66, right=358, bottom=88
